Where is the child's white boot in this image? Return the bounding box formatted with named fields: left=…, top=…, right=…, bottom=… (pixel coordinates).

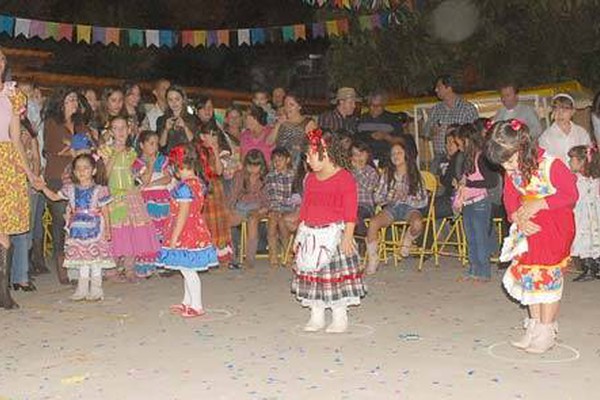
left=70, top=266, right=90, bottom=301
left=326, top=304, right=348, bottom=333
left=525, top=323, right=556, bottom=354
left=366, top=241, right=379, bottom=274
left=303, top=305, right=326, bottom=332
left=511, top=318, right=538, bottom=349
left=87, top=265, right=104, bottom=301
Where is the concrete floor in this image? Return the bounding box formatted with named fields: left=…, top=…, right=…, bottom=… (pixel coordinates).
left=1, top=258, right=598, bottom=400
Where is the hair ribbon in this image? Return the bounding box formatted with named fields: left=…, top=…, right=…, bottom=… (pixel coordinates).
left=306, top=128, right=326, bottom=153
left=509, top=119, right=524, bottom=131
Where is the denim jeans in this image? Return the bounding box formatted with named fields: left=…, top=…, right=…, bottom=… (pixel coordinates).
left=10, top=233, right=29, bottom=284
left=463, top=197, right=493, bottom=279
left=46, top=178, right=67, bottom=256
left=32, top=194, right=46, bottom=241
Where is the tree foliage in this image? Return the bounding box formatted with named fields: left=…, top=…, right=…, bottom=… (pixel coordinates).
left=326, top=0, right=600, bottom=96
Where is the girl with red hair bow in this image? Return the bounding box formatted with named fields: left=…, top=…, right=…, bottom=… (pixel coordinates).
left=487, top=119, right=578, bottom=354
left=158, top=144, right=218, bottom=318
left=291, top=129, right=366, bottom=334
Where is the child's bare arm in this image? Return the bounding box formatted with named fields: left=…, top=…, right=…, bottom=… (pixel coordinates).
left=169, top=202, right=191, bottom=246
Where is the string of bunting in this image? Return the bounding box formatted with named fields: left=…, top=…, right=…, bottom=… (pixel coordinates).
left=300, top=0, right=421, bottom=11
left=0, top=12, right=397, bottom=49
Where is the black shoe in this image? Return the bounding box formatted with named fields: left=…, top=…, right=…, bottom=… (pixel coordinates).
left=590, top=260, right=600, bottom=280
left=573, top=259, right=592, bottom=282
left=12, top=282, right=37, bottom=292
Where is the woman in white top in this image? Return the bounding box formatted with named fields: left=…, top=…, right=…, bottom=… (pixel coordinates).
left=539, top=93, right=591, bottom=164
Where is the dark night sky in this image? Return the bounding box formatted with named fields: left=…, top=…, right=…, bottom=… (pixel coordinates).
left=0, top=0, right=330, bottom=93
left=0, top=0, right=316, bottom=30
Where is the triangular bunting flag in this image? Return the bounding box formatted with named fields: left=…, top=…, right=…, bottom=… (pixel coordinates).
left=181, top=30, right=193, bottom=47
left=312, top=22, right=325, bottom=38
left=0, top=15, right=15, bottom=35
left=337, top=19, right=349, bottom=34
left=294, top=24, right=306, bottom=41
left=358, top=15, right=372, bottom=31
left=47, top=22, right=59, bottom=40
left=128, top=29, right=144, bottom=47
left=217, top=30, right=230, bottom=47
left=325, top=20, right=339, bottom=37
left=159, top=30, right=174, bottom=48
left=282, top=26, right=294, bottom=42
left=238, top=29, right=250, bottom=46
left=58, top=23, right=72, bottom=41
left=92, top=26, right=106, bottom=44
left=193, top=30, right=206, bottom=47
left=251, top=28, right=265, bottom=45
left=29, top=20, right=46, bottom=39
left=145, top=29, right=159, bottom=47
left=76, top=25, right=91, bottom=43
left=106, top=27, right=120, bottom=45
left=207, top=30, right=218, bottom=47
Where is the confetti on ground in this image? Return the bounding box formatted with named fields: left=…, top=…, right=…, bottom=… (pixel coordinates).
left=60, top=374, right=89, bottom=385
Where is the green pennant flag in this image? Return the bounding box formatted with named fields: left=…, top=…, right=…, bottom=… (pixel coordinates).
left=128, top=29, right=143, bottom=47
left=282, top=26, right=294, bottom=42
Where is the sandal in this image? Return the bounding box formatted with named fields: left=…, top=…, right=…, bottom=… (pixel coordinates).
left=181, top=307, right=206, bottom=318
left=169, top=304, right=187, bottom=314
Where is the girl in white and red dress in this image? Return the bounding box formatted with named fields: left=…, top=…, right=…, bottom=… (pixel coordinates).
left=291, top=129, right=366, bottom=333
left=487, top=119, right=578, bottom=354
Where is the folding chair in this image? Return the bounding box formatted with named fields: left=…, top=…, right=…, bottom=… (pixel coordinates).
left=435, top=214, right=467, bottom=265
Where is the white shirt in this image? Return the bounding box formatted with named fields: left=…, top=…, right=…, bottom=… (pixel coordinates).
left=142, top=103, right=165, bottom=132
left=494, top=103, right=542, bottom=139
left=592, top=114, right=600, bottom=144
left=539, top=121, right=591, bottom=163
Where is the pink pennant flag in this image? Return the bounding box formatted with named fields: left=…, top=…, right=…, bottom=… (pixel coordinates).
left=58, top=23, right=73, bottom=42
left=106, top=27, right=120, bottom=45
left=181, top=30, right=193, bottom=47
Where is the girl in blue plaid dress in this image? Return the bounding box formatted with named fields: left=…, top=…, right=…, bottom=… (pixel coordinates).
left=291, top=129, right=366, bottom=333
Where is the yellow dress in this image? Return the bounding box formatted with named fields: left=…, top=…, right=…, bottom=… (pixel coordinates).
left=0, top=83, right=29, bottom=235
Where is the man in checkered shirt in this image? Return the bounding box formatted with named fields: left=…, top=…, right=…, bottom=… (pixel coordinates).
left=424, top=75, right=478, bottom=174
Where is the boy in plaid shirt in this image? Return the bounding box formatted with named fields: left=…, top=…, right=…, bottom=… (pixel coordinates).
left=350, top=141, right=379, bottom=236
left=265, top=147, right=296, bottom=268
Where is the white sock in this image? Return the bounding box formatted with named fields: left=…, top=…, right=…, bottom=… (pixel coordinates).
left=91, top=265, right=102, bottom=279
left=180, top=269, right=202, bottom=310
left=79, top=265, right=91, bottom=281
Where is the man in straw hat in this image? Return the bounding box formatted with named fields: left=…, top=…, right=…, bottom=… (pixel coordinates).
left=318, top=87, right=360, bottom=135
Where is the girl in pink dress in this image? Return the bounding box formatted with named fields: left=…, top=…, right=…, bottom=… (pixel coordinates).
left=486, top=119, right=578, bottom=354
left=132, top=131, right=172, bottom=276
left=100, top=116, right=160, bottom=281
left=158, top=144, right=218, bottom=318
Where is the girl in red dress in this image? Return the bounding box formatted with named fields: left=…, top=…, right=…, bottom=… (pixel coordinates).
left=158, top=144, right=218, bottom=318
left=291, top=129, right=366, bottom=333
left=486, top=119, right=578, bottom=354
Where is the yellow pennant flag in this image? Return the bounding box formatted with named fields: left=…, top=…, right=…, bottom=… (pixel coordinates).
left=193, top=30, right=206, bottom=47
left=76, top=24, right=91, bottom=44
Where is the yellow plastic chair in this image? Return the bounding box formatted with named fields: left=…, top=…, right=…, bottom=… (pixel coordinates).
left=435, top=214, right=468, bottom=265
left=42, top=207, right=53, bottom=257
left=490, top=217, right=505, bottom=263
left=239, top=218, right=290, bottom=265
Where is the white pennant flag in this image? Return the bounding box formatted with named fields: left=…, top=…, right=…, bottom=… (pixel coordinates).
left=237, top=29, right=250, bottom=46
left=14, top=18, right=31, bottom=38
left=145, top=29, right=159, bottom=47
